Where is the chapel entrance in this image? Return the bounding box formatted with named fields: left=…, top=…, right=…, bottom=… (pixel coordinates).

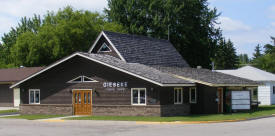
left=73, top=90, right=92, bottom=115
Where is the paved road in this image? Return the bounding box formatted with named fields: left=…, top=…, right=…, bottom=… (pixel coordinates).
left=0, top=117, right=275, bottom=136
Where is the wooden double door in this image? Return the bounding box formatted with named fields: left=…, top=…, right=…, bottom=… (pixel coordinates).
left=73, top=90, right=92, bottom=115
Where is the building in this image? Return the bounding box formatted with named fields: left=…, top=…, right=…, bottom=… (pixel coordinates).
left=217, top=66, right=275, bottom=105
left=10, top=31, right=258, bottom=116
left=0, top=67, right=43, bottom=107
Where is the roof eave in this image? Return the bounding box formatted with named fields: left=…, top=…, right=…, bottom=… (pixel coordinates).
left=11, top=53, right=187, bottom=89
left=173, top=74, right=259, bottom=87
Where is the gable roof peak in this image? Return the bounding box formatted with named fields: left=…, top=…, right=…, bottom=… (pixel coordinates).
left=90, top=31, right=190, bottom=67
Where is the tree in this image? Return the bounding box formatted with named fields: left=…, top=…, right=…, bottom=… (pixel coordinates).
left=252, top=37, right=275, bottom=73
left=1, top=6, right=127, bottom=67
left=253, top=54, right=275, bottom=73
left=105, top=0, right=222, bottom=68
left=239, top=53, right=250, bottom=66
left=263, top=43, right=275, bottom=54
left=252, top=44, right=262, bottom=60
left=0, top=15, right=42, bottom=65
left=212, top=38, right=239, bottom=69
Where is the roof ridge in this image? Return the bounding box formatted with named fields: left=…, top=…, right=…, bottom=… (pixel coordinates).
left=103, top=30, right=170, bottom=43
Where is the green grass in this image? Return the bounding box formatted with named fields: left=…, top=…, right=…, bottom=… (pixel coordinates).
left=66, top=105, right=275, bottom=122
left=2, top=115, right=64, bottom=120
left=0, top=109, right=18, bottom=114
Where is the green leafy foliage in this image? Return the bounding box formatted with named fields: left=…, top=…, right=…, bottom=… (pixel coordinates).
left=0, top=6, right=126, bottom=68
left=106, top=0, right=223, bottom=68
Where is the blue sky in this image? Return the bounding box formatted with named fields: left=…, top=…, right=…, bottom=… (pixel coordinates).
left=209, top=0, right=275, bottom=57
left=0, top=0, right=274, bottom=57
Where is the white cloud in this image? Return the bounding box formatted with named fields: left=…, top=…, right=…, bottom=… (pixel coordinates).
left=0, top=16, right=17, bottom=37
left=0, top=0, right=107, bottom=18
left=217, top=17, right=251, bottom=31
left=222, top=25, right=275, bottom=57
left=0, top=0, right=108, bottom=38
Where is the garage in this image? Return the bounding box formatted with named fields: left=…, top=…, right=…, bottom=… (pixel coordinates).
left=0, top=67, right=43, bottom=107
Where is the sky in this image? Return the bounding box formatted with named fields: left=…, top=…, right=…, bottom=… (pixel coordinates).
left=0, top=0, right=274, bottom=57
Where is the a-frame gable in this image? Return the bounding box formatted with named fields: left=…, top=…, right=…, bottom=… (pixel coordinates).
left=88, top=31, right=126, bottom=61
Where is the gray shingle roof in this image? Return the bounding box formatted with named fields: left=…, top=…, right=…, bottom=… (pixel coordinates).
left=0, top=67, right=44, bottom=82
left=153, top=66, right=259, bottom=86
left=79, top=52, right=193, bottom=85
left=103, top=31, right=190, bottom=67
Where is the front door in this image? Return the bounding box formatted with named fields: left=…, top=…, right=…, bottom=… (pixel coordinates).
left=217, top=88, right=223, bottom=113
left=73, top=90, right=92, bottom=115
left=13, top=88, right=20, bottom=107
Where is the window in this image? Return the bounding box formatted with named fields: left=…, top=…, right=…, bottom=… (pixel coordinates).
left=98, top=43, right=111, bottom=52
left=68, top=76, right=98, bottom=83
left=29, top=89, right=40, bottom=104
left=273, top=86, right=275, bottom=95
left=174, top=88, right=183, bottom=104
left=189, top=87, right=197, bottom=103
left=131, top=88, right=146, bottom=105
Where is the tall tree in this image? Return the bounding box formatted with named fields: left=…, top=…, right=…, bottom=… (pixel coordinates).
left=1, top=6, right=126, bottom=67
left=263, top=43, right=275, bottom=54
left=105, top=0, right=222, bottom=68
left=239, top=53, right=250, bottom=66
left=213, top=38, right=239, bottom=69
left=253, top=37, right=275, bottom=73
left=252, top=44, right=262, bottom=60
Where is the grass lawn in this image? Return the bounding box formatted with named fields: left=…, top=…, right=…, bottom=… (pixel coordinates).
left=2, top=115, right=64, bottom=120
left=0, top=109, right=18, bottom=114
left=66, top=105, right=275, bottom=122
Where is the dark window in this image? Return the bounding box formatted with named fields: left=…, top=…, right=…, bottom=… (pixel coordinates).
left=174, top=88, right=183, bottom=104
left=68, top=76, right=82, bottom=83
left=189, top=87, right=197, bottom=103
left=98, top=43, right=111, bottom=52
left=29, top=89, right=40, bottom=104
left=273, top=86, right=275, bottom=94
left=251, top=88, right=258, bottom=101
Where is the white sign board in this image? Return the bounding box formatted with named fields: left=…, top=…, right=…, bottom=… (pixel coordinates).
left=232, top=91, right=250, bottom=99
left=231, top=91, right=250, bottom=110
left=232, top=105, right=250, bottom=110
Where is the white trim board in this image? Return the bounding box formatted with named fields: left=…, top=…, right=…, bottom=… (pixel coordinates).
left=10, top=53, right=194, bottom=88
left=98, top=42, right=112, bottom=53
left=88, top=31, right=126, bottom=61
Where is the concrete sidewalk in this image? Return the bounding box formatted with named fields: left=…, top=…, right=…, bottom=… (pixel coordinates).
left=0, top=107, right=19, bottom=110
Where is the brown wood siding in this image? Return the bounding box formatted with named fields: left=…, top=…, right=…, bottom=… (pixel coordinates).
left=91, top=37, right=121, bottom=59
left=159, top=87, right=189, bottom=105
left=20, top=56, right=160, bottom=106
left=191, top=84, right=218, bottom=114
left=0, top=84, right=13, bottom=107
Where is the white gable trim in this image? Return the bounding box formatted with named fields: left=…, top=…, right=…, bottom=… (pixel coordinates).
left=98, top=42, right=112, bottom=53
left=67, top=75, right=98, bottom=83
left=10, top=53, right=194, bottom=88
left=88, top=31, right=126, bottom=62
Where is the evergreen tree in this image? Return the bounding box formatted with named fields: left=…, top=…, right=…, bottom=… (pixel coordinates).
left=239, top=53, right=250, bottom=66
left=213, top=38, right=239, bottom=69
left=253, top=44, right=262, bottom=60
